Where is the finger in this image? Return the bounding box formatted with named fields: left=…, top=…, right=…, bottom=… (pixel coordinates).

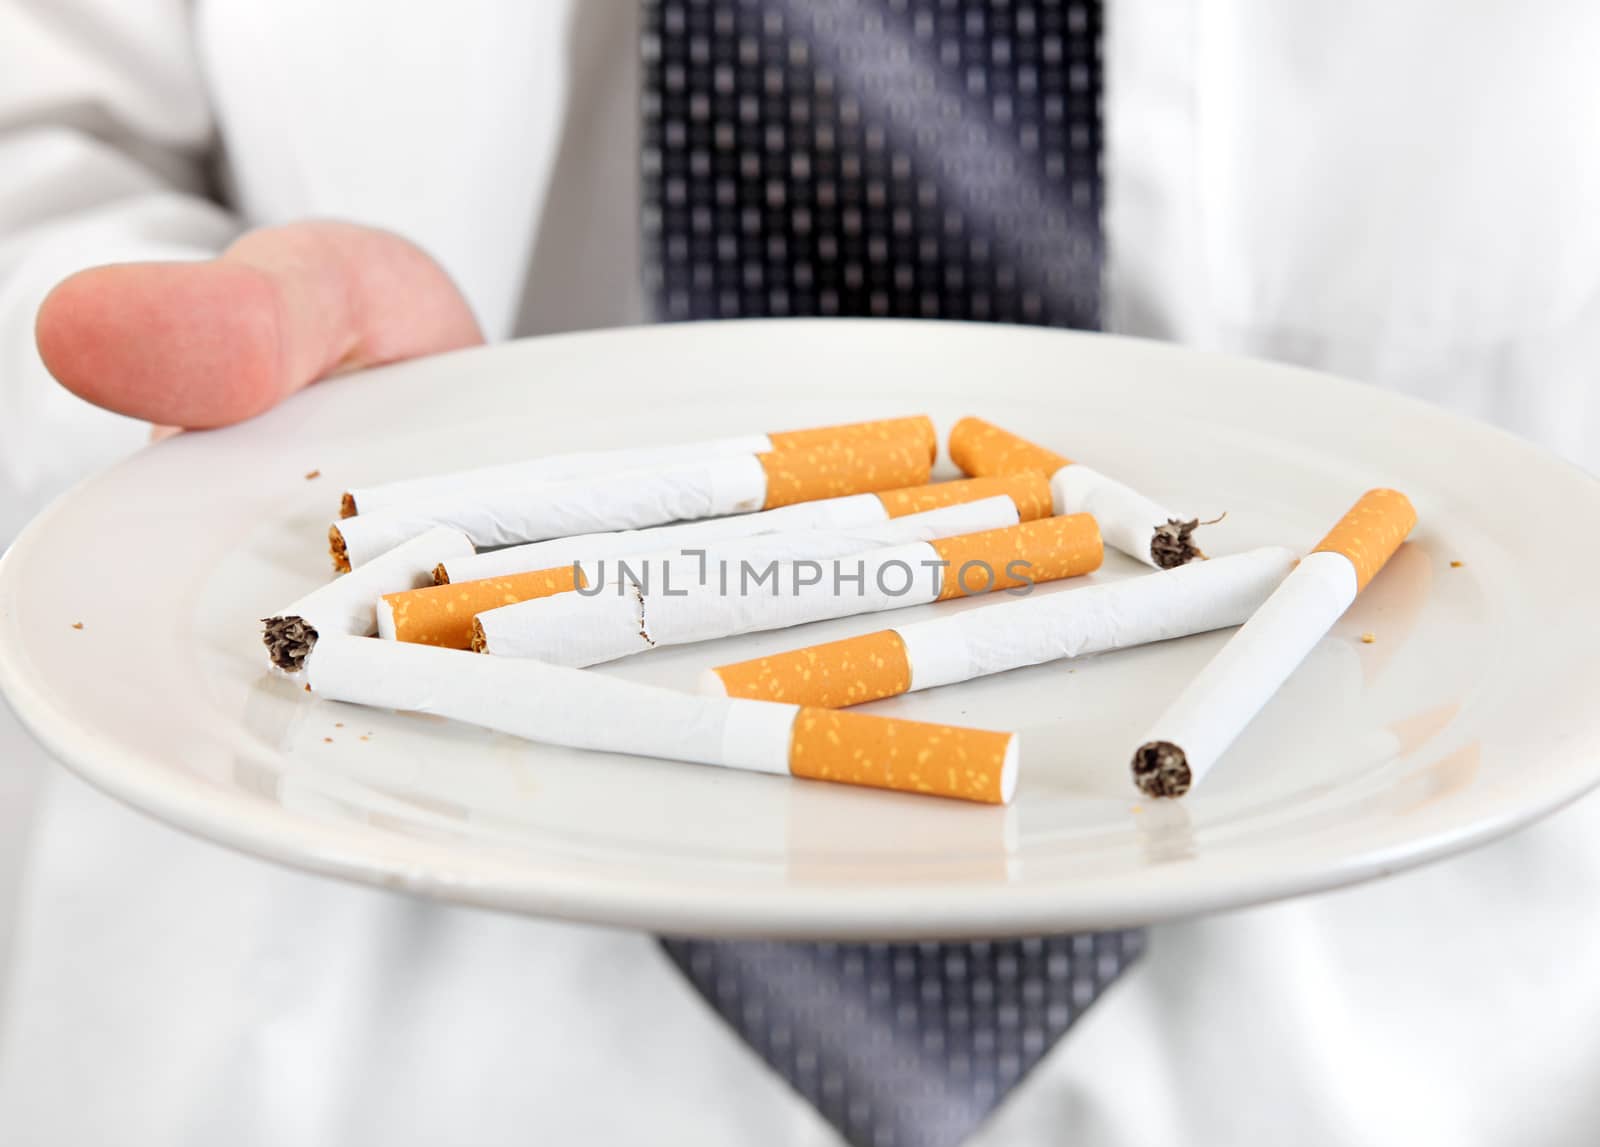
left=35, top=220, right=485, bottom=429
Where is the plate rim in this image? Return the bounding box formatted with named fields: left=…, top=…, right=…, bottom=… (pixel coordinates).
left=5, top=318, right=1600, bottom=938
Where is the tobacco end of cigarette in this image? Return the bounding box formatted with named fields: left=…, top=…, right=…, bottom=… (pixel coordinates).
left=1132, top=740, right=1192, bottom=798
left=1150, top=519, right=1206, bottom=569
left=262, top=615, right=318, bottom=673
left=432, top=563, right=451, bottom=585
left=329, top=525, right=352, bottom=573
left=339, top=492, right=357, bottom=518
left=470, top=617, right=489, bottom=653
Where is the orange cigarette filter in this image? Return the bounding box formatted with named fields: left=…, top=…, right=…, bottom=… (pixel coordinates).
left=787, top=707, right=1016, bottom=804
left=1312, top=488, right=1417, bottom=591
left=757, top=437, right=931, bottom=508
left=340, top=416, right=936, bottom=519
left=930, top=514, right=1101, bottom=598
left=948, top=416, right=1070, bottom=478
left=875, top=472, right=1054, bottom=522
left=716, top=630, right=912, bottom=709
left=402, top=476, right=1046, bottom=647
left=381, top=566, right=584, bottom=648
left=769, top=414, right=938, bottom=463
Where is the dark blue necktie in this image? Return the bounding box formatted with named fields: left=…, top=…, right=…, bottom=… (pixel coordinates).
left=643, top=4, right=1140, bottom=1144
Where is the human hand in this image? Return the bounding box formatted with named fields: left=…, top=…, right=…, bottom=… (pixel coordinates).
left=35, top=220, right=484, bottom=430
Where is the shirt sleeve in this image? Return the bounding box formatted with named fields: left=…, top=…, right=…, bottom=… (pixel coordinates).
left=0, top=0, right=242, bottom=542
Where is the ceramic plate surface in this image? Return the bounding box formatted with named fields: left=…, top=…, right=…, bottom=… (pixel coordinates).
left=3, top=320, right=1596, bottom=937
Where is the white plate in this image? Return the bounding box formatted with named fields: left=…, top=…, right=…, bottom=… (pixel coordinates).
left=3, top=320, right=1597, bottom=938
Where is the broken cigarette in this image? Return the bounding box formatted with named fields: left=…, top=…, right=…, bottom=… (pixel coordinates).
left=330, top=436, right=933, bottom=571
left=305, top=635, right=1017, bottom=803
left=340, top=415, right=937, bottom=517
left=435, top=473, right=1049, bottom=585
left=948, top=416, right=1207, bottom=569
left=379, top=496, right=1022, bottom=650
left=261, top=526, right=472, bottom=673
left=473, top=514, right=1103, bottom=667
left=434, top=472, right=1053, bottom=584
left=1130, top=488, right=1417, bottom=798
left=703, top=546, right=1297, bottom=707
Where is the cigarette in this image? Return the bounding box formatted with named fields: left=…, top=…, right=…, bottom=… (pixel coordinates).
left=703, top=546, right=1297, bottom=707
left=949, top=416, right=1207, bottom=569
left=340, top=415, right=936, bottom=516
left=1130, top=488, right=1417, bottom=798
left=330, top=436, right=932, bottom=571
left=261, top=526, right=472, bottom=673
left=305, top=635, right=1017, bottom=803
left=473, top=514, right=1102, bottom=666
left=434, top=472, right=1052, bottom=584
left=873, top=472, right=1054, bottom=521
left=378, top=496, right=1021, bottom=650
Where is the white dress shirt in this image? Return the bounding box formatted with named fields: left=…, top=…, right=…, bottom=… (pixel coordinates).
left=3, top=1, right=1600, bottom=1144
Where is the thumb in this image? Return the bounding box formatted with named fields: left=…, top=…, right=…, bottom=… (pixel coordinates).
left=35, top=220, right=485, bottom=429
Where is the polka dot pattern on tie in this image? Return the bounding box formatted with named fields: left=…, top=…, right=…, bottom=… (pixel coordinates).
left=662, top=932, right=1143, bottom=1147
left=645, top=5, right=1128, bottom=1146
left=642, top=0, right=1103, bottom=328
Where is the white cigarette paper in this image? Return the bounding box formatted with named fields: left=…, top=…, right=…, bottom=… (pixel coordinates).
left=336, top=455, right=769, bottom=569
left=479, top=540, right=948, bottom=666
left=304, top=636, right=1019, bottom=803
left=475, top=510, right=1102, bottom=667
left=699, top=546, right=1294, bottom=706
left=566, top=496, right=1017, bottom=595
left=438, top=491, right=896, bottom=584
left=374, top=499, right=1019, bottom=645
left=262, top=526, right=472, bottom=672
left=892, top=546, right=1296, bottom=691
left=307, top=634, right=799, bottom=771
left=1131, top=486, right=1417, bottom=797
left=1132, top=550, right=1357, bottom=795
left=1050, top=465, right=1191, bottom=570
left=949, top=417, right=1202, bottom=568
left=345, top=434, right=774, bottom=516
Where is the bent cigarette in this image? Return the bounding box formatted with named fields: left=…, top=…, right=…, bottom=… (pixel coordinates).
left=473, top=514, right=1102, bottom=667
left=703, top=546, right=1297, bottom=707
left=434, top=472, right=1053, bottom=584
left=330, top=436, right=932, bottom=571
left=305, top=636, right=1017, bottom=803
left=949, top=416, right=1206, bottom=569
left=1130, top=489, right=1417, bottom=798
left=379, top=497, right=1021, bottom=650
left=340, top=415, right=936, bottom=517
left=261, top=526, right=472, bottom=673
